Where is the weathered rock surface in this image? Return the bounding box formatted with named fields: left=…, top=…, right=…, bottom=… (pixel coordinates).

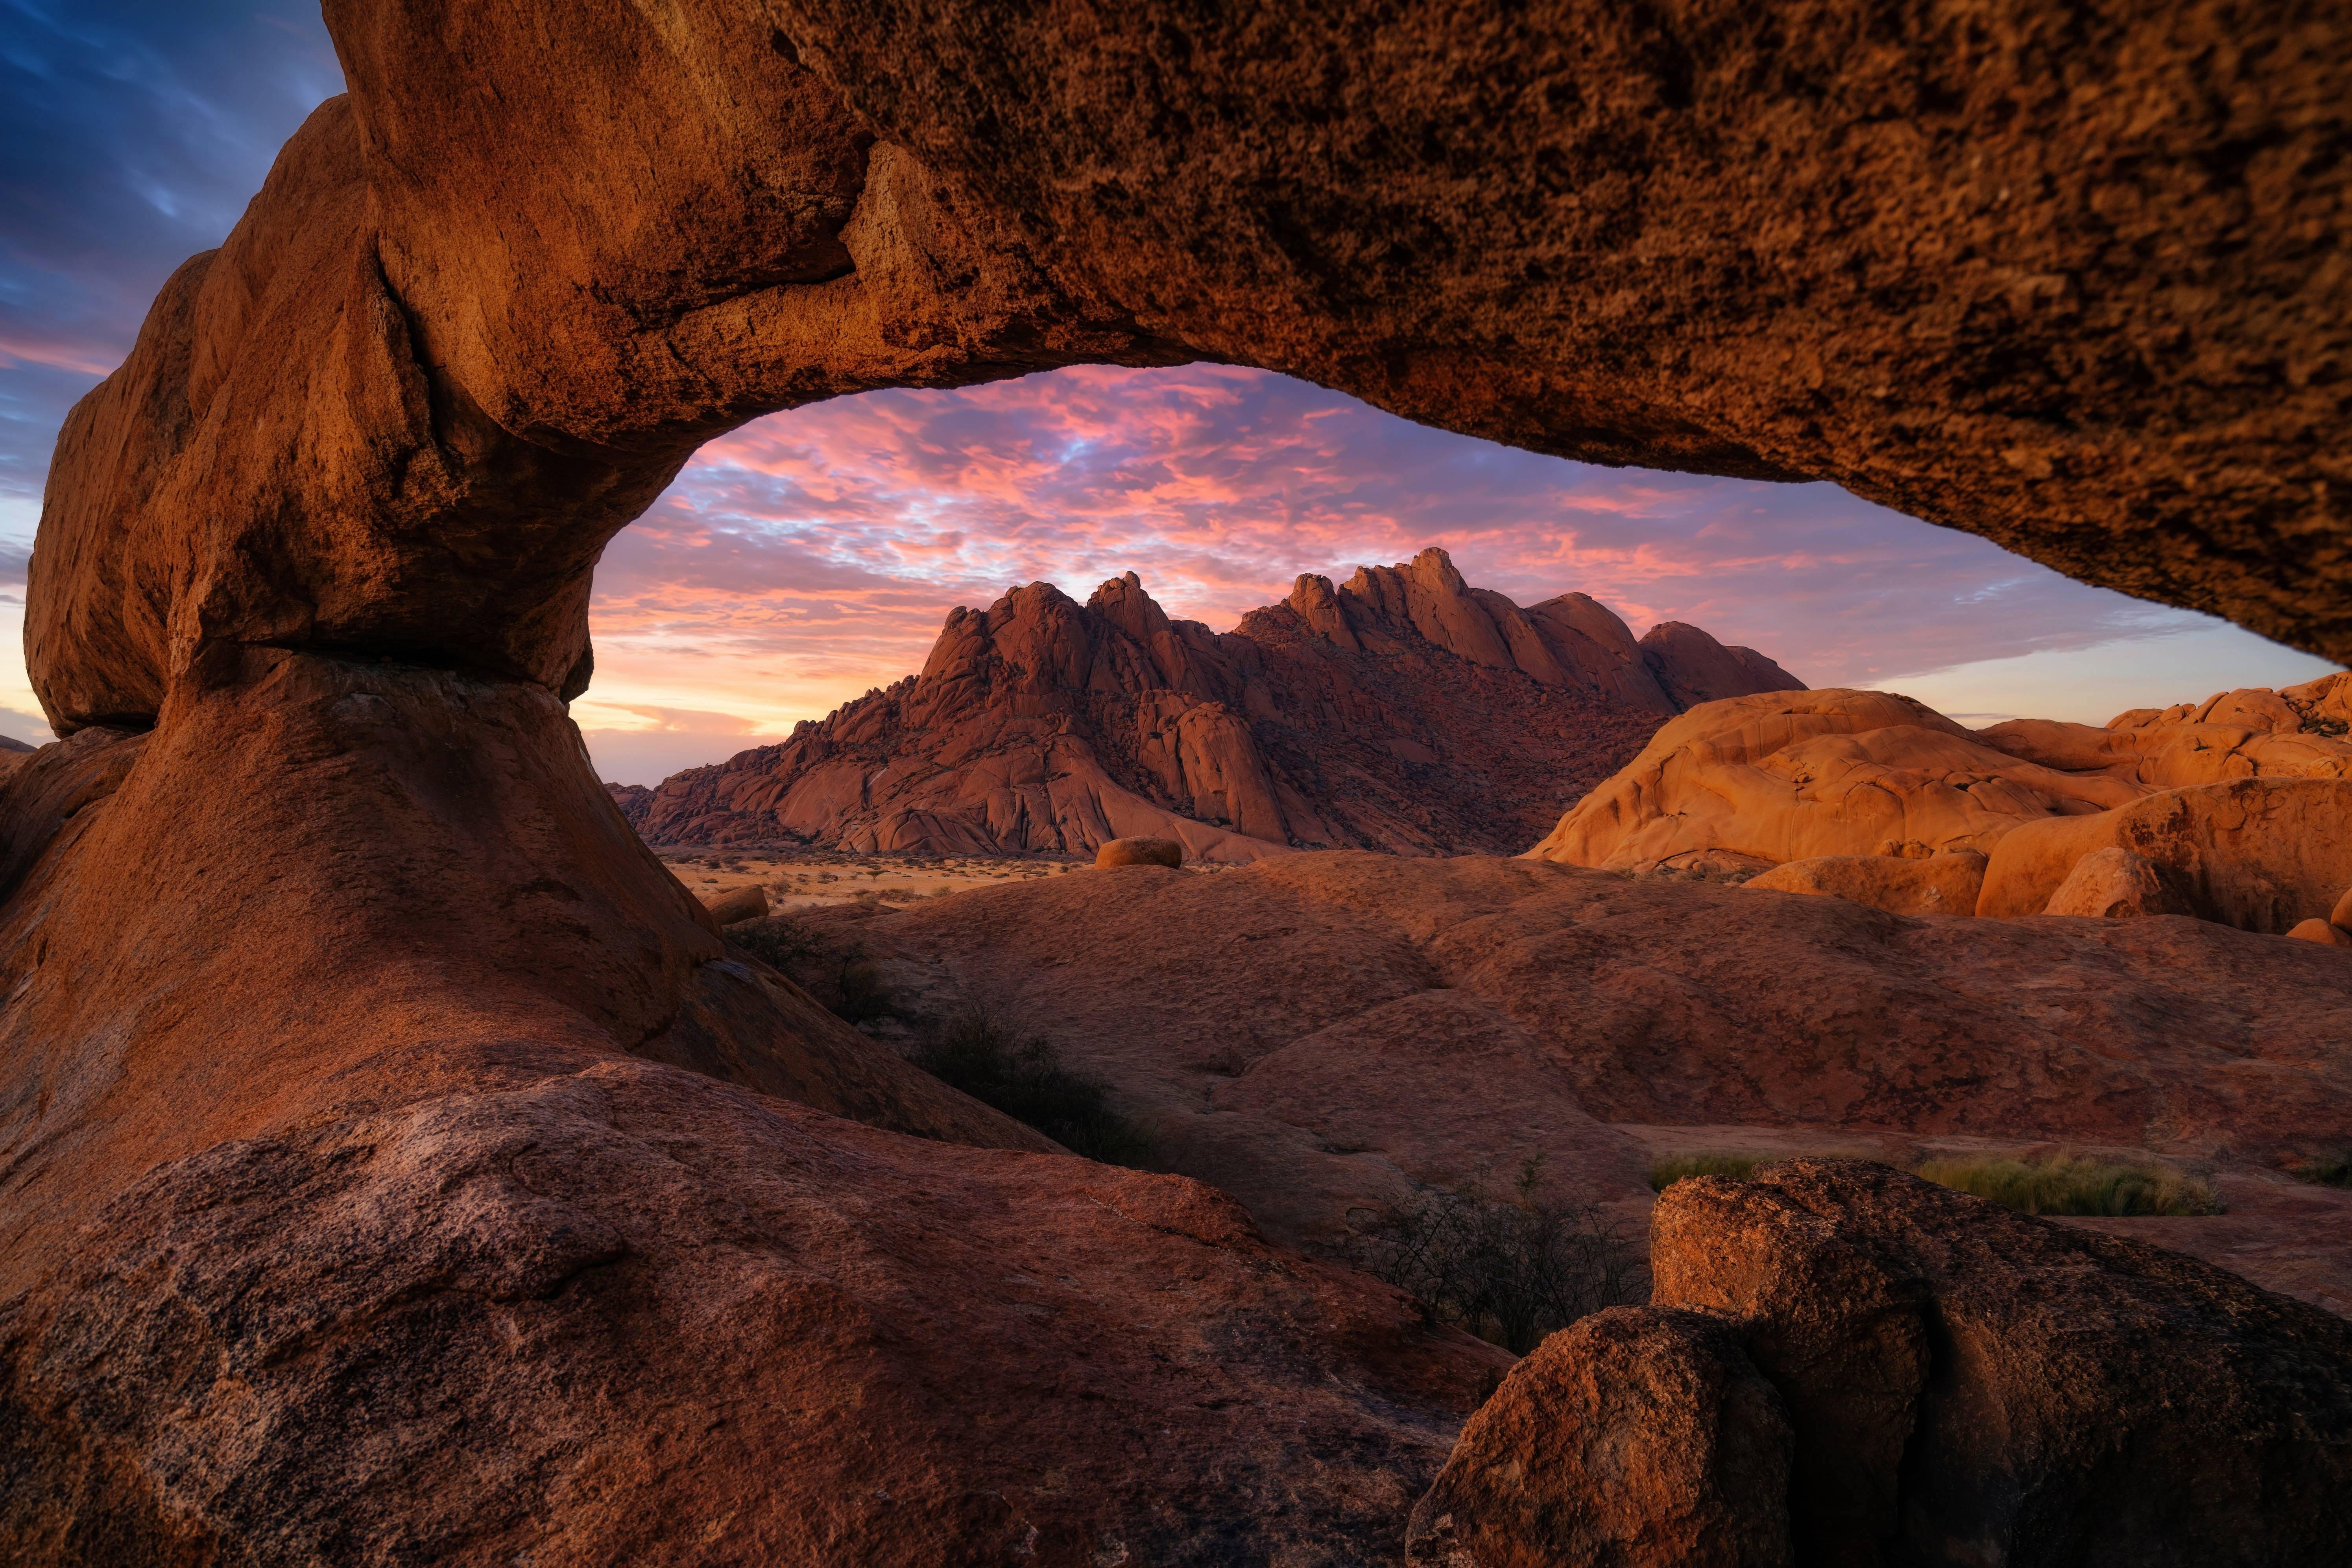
left=1979, top=777, right=2352, bottom=931
left=1430, top=1162, right=2352, bottom=1568
left=1650, top=1175, right=1929, bottom=1564
left=1094, top=835, right=1181, bottom=869
left=616, top=553, right=1773, bottom=859
left=18, top=3, right=2352, bottom=1557
left=2042, top=845, right=2197, bottom=920
left=1404, top=1307, right=1794, bottom=1568
left=1647, top=1163, right=2352, bottom=1566
left=1746, top=849, right=1986, bottom=917
left=0, top=654, right=1506, bottom=1563
left=1532, top=687, right=2352, bottom=934
left=823, top=852, right=2352, bottom=1286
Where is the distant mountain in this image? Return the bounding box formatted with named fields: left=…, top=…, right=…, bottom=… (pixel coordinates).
left=609, top=548, right=1806, bottom=860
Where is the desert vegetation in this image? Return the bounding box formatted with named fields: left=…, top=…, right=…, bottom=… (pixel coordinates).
left=727, top=914, right=896, bottom=1024
left=1652, top=1150, right=2223, bottom=1217
left=2294, top=1150, right=2352, bottom=1188
left=1348, top=1160, right=1648, bottom=1355
left=908, top=1012, right=1153, bottom=1166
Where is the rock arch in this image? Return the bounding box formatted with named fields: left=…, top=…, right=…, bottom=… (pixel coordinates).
left=4, top=4, right=2346, bottom=1558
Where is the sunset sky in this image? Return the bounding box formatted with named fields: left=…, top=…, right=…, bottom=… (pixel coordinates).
left=4, top=2, right=2336, bottom=783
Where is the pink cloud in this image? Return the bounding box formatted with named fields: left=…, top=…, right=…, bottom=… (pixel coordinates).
left=583, top=363, right=2284, bottom=779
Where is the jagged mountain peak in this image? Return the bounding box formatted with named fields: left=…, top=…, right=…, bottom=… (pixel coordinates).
left=614, top=555, right=1805, bottom=859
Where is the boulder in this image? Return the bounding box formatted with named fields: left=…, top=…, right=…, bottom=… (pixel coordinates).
left=1403, top=1307, right=1794, bottom=1568
left=700, top=882, right=769, bottom=925
left=1096, top=835, right=1183, bottom=869
left=1431, top=1162, right=2352, bottom=1568
left=1746, top=849, right=1986, bottom=917
left=2041, top=845, right=2195, bottom=920
left=1650, top=1161, right=2352, bottom=1568
left=1527, top=689, right=2141, bottom=870
left=2333, top=883, right=2352, bottom=931
left=1649, top=1177, right=1929, bottom=1564
left=2289, top=918, right=2351, bottom=947
left=1977, top=778, right=2352, bottom=931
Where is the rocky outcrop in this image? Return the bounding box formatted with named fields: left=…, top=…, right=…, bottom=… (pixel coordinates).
left=1433, top=1162, right=2352, bottom=1567
left=1640, top=621, right=1806, bottom=711
left=1531, top=685, right=2352, bottom=932
left=1978, top=777, right=2352, bottom=932
left=0, top=653, right=1505, bottom=1563
left=2042, top=845, right=2197, bottom=920
left=617, top=553, right=1780, bottom=860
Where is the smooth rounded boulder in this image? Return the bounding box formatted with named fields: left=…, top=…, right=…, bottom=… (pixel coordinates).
left=2041, top=845, right=2195, bottom=920
left=1096, top=836, right=1183, bottom=869
left=700, top=883, right=770, bottom=926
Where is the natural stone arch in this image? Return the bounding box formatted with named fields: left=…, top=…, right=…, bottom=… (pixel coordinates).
left=5, top=4, right=2349, bottom=1559
left=29, top=0, right=2352, bottom=736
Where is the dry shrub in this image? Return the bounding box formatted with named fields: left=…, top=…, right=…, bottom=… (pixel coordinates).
left=909, top=1012, right=1151, bottom=1167
left=1913, top=1153, right=2222, bottom=1216
left=1348, top=1159, right=1647, bottom=1356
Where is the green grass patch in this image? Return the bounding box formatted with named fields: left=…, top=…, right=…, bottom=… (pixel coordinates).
left=1649, top=1152, right=1766, bottom=1190
left=909, top=1013, right=1152, bottom=1167
left=1649, top=1149, right=2223, bottom=1216
left=1912, top=1153, right=2221, bottom=1216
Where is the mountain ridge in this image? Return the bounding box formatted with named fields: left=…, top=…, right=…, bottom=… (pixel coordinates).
left=609, top=548, right=1804, bottom=859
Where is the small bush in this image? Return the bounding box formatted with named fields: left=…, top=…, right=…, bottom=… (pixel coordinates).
left=1349, top=1159, right=1648, bottom=1356
left=1649, top=1153, right=1765, bottom=1190
left=2293, top=1150, right=2352, bottom=1188
left=910, top=1013, right=1152, bottom=1167
left=1913, top=1153, right=2222, bottom=1217
left=728, top=916, right=896, bottom=1025
left=728, top=915, right=823, bottom=971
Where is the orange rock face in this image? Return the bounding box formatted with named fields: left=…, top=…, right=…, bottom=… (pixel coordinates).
left=616, top=554, right=1782, bottom=859
left=1977, top=778, right=2352, bottom=932
left=1746, top=849, right=1987, bottom=917
left=1532, top=687, right=2352, bottom=933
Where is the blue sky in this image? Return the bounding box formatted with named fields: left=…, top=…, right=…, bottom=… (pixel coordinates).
left=1, top=2, right=2334, bottom=779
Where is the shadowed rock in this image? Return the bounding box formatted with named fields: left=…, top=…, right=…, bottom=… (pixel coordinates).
left=1420, top=1162, right=2352, bottom=1567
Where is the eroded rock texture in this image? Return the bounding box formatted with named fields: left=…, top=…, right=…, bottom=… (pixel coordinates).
left=617, top=550, right=1787, bottom=858
left=1473, top=1162, right=2352, bottom=1568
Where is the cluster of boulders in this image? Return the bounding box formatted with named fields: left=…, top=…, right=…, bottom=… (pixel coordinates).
left=1533, top=680, right=2352, bottom=937
left=1409, top=1160, right=2352, bottom=1567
